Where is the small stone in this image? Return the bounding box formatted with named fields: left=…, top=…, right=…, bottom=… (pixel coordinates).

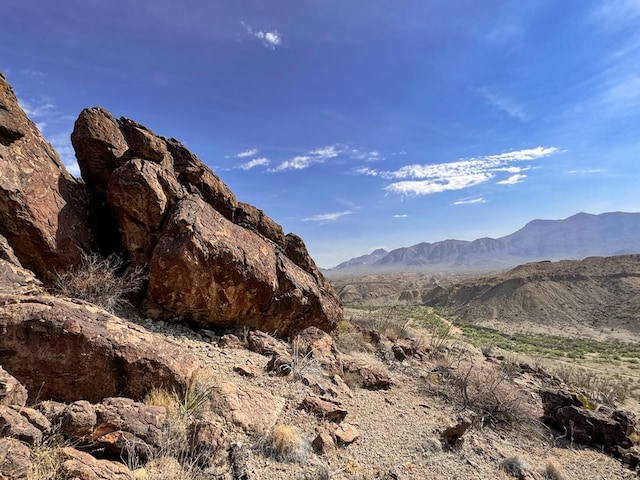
left=334, top=422, right=360, bottom=444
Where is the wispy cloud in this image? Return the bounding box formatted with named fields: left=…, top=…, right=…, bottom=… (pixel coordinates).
left=354, top=167, right=378, bottom=176
left=302, top=210, right=353, bottom=222
left=392, top=214, right=409, bottom=218
left=242, top=22, right=282, bottom=49
left=497, top=174, right=526, bottom=185
left=238, top=157, right=270, bottom=170
left=381, top=147, right=558, bottom=196
left=270, top=144, right=345, bottom=172
left=480, top=89, right=527, bottom=121
left=454, top=198, right=486, bottom=205
left=592, top=0, right=640, bottom=30
left=235, top=148, right=258, bottom=158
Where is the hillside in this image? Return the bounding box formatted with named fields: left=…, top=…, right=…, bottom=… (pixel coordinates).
left=328, top=212, right=640, bottom=275
left=423, top=254, right=640, bottom=339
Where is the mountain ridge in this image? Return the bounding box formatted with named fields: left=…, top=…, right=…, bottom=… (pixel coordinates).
left=328, top=211, right=640, bottom=275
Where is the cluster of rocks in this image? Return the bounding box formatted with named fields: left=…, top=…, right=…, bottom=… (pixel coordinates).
left=0, top=72, right=341, bottom=337
left=0, top=71, right=344, bottom=478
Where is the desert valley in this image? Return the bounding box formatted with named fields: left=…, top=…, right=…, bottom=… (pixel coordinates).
left=2, top=68, right=640, bottom=480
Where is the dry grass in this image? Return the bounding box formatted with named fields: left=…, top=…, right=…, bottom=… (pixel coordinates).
left=52, top=252, right=145, bottom=314
left=256, top=424, right=310, bottom=463
left=28, top=436, right=65, bottom=480
left=543, top=457, right=567, bottom=480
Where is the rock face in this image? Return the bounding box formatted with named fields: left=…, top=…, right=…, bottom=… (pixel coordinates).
left=541, top=389, right=639, bottom=456
left=71, top=107, right=341, bottom=335
left=0, top=294, right=200, bottom=403
left=0, top=73, right=93, bottom=282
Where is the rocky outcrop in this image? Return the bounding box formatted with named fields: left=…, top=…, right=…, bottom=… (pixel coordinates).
left=0, top=294, right=200, bottom=403
left=0, top=74, right=93, bottom=282
left=541, top=389, right=639, bottom=457
left=71, top=107, right=341, bottom=335
left=59, top=397, right=166, bottom=462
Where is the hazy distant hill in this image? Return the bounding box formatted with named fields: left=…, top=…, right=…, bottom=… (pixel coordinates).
left=328, top=212, right=640, bottom=274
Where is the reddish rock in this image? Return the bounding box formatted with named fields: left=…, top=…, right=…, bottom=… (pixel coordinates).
left=0, top=294, right=200, bottom=403
left=0, top=259, right=42, bottom=295
left=313, top=430, right=336, bottom=455
left=300, top=396, right=348, bottom=422
left=334, top=422, right=360, bottom=444
left=219, top=334, right=243, bottom=349
left=166, top=136, right=238, bottom=220
left=343, top=361, right=393, bottom=390
left=61, top=401, right=97, bottom=438
left=234, top=201, right=285, bottom=247
left=188, top=416, right=227, bottom=460
left=212, top=382, right=284, bottom=434
left=107, top=158, right=184, bottom=264
left=18, top=406, right=51, bottom=433
left=0, top=405, right=43, bottom=444
left=541, top=388, right=639, bottom=455
left=71, top=107, right=342, bottom=336
left=146, top=195, right=340, bottom=336
left=247, top=330, right=290, bottom=357
left=60, top=446, right=131, bottom=480
left=440, top=415, right=474, bottom=448
left=0, top=437, right=31, bottom=479
left=0, top=366, right=27, bottom=407
left=0, top=74, right=93, bottom=281
left=295, top=326, right=341, bottom=369
left=233, top=362, right=261, bottom=378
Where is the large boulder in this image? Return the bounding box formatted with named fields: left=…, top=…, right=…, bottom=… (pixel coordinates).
left=0, top=73, right=93, bottom=282
left=72, top=107, right=342, bottom=335
left=0, top=293, right=200, bottom=403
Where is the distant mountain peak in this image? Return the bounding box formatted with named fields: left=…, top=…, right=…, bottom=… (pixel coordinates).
left=327, top=212, right=640, bottom=275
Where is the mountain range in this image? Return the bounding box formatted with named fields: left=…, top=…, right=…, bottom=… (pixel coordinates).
left=328, top=212, right=640, bottom=275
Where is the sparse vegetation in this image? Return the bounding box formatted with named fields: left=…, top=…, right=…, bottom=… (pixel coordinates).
left=52, top=252, right=145, bottom=314
left=256, top=424, right=310, bottom=463
left=28, top=435, right=65, bottom=480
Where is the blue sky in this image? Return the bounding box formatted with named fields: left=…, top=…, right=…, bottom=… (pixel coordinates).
left=2, top=1, right=640, bottom=268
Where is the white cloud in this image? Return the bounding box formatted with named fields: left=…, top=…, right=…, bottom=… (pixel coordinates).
left=392, top=214, right=409, bottom=218
left=302, top=210, right=353, bottom=222
left=497, top=174, right=527, bottom=185
left=238, top=157, right=270, bottom=170
left=355, top=167, right=378, bottom=176
left=270, top=144, right=346, bottom=172
left=242, top=22, right=282, bottom=49
left=385, top=173, right=491, bottom=195
left=454, top=198, right=486, bottom=205
left=235, top=148, right=258, bottom=158
left=382, top=147, right=557, bottom=196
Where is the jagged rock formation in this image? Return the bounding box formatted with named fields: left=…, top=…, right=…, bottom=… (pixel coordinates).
left=0, top=72, right=340, bottom=336
left=0, top=73, right=93, bottom=281
left=71, top=107, right=341, bottom=335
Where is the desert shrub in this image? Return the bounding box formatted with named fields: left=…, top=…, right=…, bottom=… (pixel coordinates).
left=256, top=424, right=310, bottom=463
left=52, top=252, right=145, bottom=314
left=290, top=336, right=320, bottom=380
left=29, top=435, right=65, bottom=480
left=543, top=458, right=566, bottom=480
left=499, top=456, right=529, bottom=477
left=550, top=364, right=631, bottom=406
left=427, top=361, right=534, bottom=427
